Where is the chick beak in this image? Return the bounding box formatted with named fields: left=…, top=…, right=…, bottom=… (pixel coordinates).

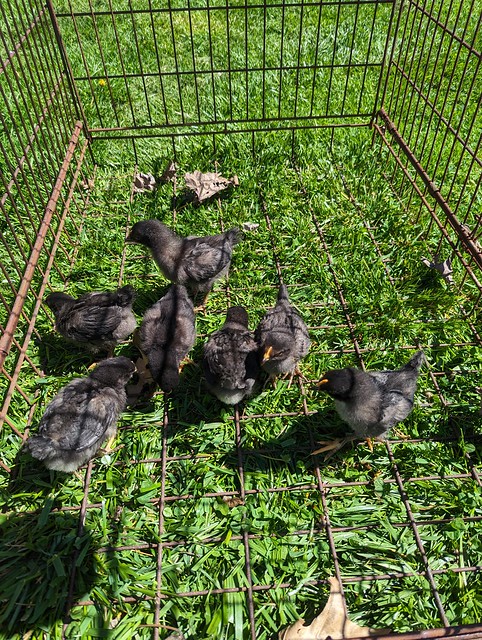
left=262, top=345, right=274, bottom=364
left=125, top=234, right=134, bottom=244
left=315, top=378, right=329, bottom=389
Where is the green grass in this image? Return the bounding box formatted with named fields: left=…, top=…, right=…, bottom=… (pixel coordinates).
left=2, top=127, right=481, bottom=639
left=1, top=0, right=482, bottom=638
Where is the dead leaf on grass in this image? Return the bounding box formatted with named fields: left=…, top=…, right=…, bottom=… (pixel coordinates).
left=421, top=255, right=454, bottom=285
left=222, top=495, right=244, bottom=508
left=133, top=172, right=157, bottom=193
left=184, top=170, right=239, bottom=203
left=279, top=576, right=388, bottom=640
left=159, top=160, right=177, bottom=184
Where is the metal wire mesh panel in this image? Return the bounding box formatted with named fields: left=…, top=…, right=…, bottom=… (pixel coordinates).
left=54, top=0, right=395, bottom=138
left=0, top=0, right=92, bottom=449
left=373, top=0, right=481, bottom=297
left=0, top=1, right=481, bottom=639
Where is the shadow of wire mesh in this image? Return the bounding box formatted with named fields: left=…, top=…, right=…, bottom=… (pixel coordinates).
left=0, top=0, right=481, bottom=638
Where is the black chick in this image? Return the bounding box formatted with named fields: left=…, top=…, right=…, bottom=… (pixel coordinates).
left=136, top=284, right=196, bottom=393
left=255, top=283, right=311, bottom=383
left=202, top=306, right=259, bottom=405
left=26, top=356, right=135, bottom=472
left=46, top=285, right=137, bottom=353
left=313, top=350, right=425, bottom=456
left=125, top=220, right=243, bottom=300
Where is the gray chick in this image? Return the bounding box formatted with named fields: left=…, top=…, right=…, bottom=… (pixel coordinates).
left=137, top=284, right=196, bottom=393
left=125, top=220, right=243, bottom=300
left=255, top=283, right=310, bottom=383
left=202, top=306, right=259, bottom=405
left=26, top=356, right=135, bottom=472
left=313, top=350, right=425, bottom=456
left=45, top=285, right=137, bottom=353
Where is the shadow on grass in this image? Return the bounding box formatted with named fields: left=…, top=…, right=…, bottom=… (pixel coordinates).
left=35, top=333, right=95, bottom=376
left=0, top=508, right=96, bottom=635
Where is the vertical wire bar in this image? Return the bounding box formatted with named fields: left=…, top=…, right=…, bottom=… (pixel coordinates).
left=45, top=0, right=91, bottom=139
left=167, top=0, right=185, bottom=124
left=128, top=0, right=152, bottom=125
left=434, top=9, right=482, bottom=195
left=397, top=0, right=436, bottom=141
left=325, top=0, right=342, bottom=117
left=372, top=0, right=402, bottom=124
left=62, top=461, right=93, bottom=639
left=386, top=0, right=418, bottom=124
left=309, top=0, right=323, bottom=117
left=340, top=1, right=360, bottom=115
left=385, top=442, right=449, bottom=626
left=277, top=0, right=286, bottom=119
left=234, top=405, right=256, bottom=640
left=358, top=1, right=378, bottom=115
left=293, top=0, right=304, bottom=118
left=107, top=0, right=138, bottom=127
left=206, top=0, right=217, bottom=122
left=262, top=3, right=267, bottom=120
left=69, top=0, right=111, bottom=127
left=403, top=0, right=448, bottom=147
left=148, top=0, right=169, bottom=125
left=187, top=0, right=202, bottom=122
left=225, top=0, right=233, bottom=120
left=408, top=0, right=458, bottom=156
left=244, top=0, right=249, bottom=120
left=153, top=404, right=169, bottom=640
left=92, top=0, right=123, bottom=128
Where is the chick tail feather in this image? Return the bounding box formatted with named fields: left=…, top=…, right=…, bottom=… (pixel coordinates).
left=116, top=285, right=136, bottom=307
left=277, top=283, right=290, bottom=302
left=405, top=350, right=425, bottom=372
left=228, top=227, right=244, bottom=246
left=26, top=435, right=60, bottom=461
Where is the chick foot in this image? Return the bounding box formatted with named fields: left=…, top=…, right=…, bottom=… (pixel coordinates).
left=311, top=435, right=357, bottom=460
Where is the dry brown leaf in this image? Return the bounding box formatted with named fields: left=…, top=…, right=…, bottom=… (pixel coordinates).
left=159, top=159, right=177, bottom=184
left=279, top=577, right=388, bottom=640
left=184, top=170, right=239, bottom=203
left=133, top=172, right=157, bottom=193
left=421, top=255, right=454, bottom=285
left=222, top=495, right=244, bottom=508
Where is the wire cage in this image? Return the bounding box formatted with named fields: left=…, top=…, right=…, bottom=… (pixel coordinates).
left=1, top=0, right=481, bottom=638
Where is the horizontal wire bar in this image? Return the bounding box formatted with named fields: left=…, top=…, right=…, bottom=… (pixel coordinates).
left=74, top=61, right=381, bottom=83
left=56, top=0, right=393, bottom=18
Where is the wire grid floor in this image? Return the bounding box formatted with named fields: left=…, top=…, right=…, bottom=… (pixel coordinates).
left=3, top=131, right=482, bottom=639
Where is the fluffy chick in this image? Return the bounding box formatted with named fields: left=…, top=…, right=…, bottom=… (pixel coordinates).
left=203, top=306, right=259, bottom=405
left=125, top=220, right=243, bottom=298
left=137, top=285, right=196, bottom=393
left=26, top=356, right=135, bottom=472
left=46, top=285, right=137, bottom=353
left=313, top=350, right=425, bottom=456
left=255, top=283, right=310, bottom=382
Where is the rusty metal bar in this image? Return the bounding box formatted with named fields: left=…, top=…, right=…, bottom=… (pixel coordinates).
left=376, top=109, right=482, bottom=272
left=0, top=121, right=83, bottom=370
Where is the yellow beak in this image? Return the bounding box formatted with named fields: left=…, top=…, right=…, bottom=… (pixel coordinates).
left=316, top=378, right=329, bottom=387
left=262, top=345, right=274, bottom=364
